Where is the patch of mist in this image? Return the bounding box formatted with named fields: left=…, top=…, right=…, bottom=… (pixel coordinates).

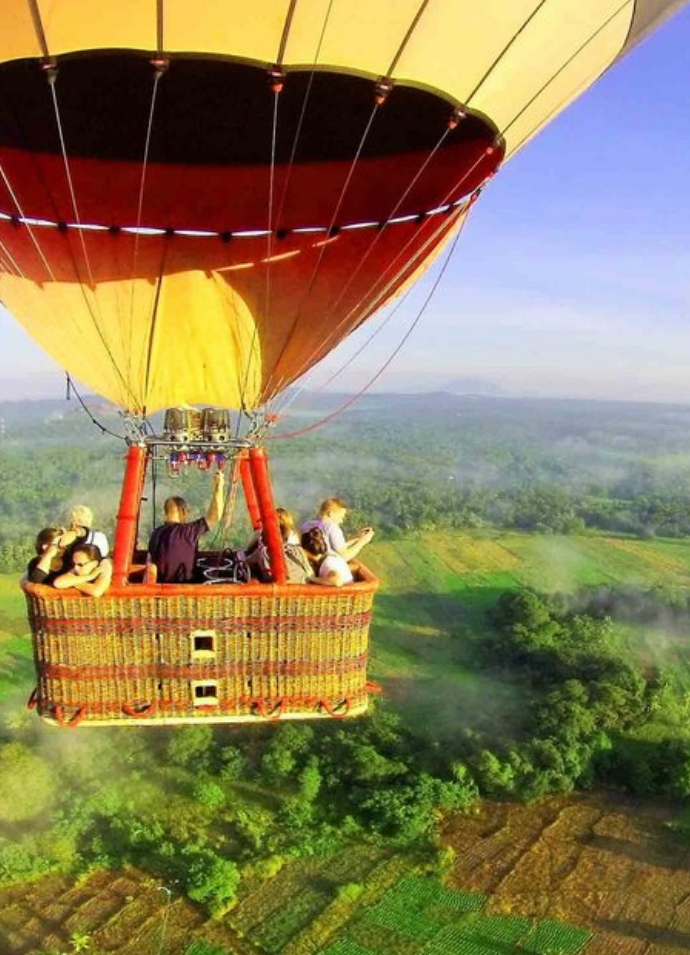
left=521, top=537, right=591, bottom=593
left=384, top=669, right=528, bottom=752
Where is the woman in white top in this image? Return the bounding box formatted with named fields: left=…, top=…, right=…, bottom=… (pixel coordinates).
left=300, top=527, right=354, bottom=587
left=62, top=504, right=109, bottom=558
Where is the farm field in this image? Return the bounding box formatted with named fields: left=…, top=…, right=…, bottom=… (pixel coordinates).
left=3, top=532, right=690, bottom=953
left=0, top=793, right=688, bottom=955
left=364, top=532, right=690, bottom=738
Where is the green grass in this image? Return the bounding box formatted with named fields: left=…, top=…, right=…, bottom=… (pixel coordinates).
left=360, top=531, right=690, bottom=741
left=0, top=575, right=33, bottom=703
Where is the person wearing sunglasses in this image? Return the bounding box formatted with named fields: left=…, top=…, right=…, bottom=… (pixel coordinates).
left=53, top=543, right=113, bottom=597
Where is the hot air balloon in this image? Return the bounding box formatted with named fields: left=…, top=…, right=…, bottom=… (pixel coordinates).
left=7, top=0, right=687, bottom=726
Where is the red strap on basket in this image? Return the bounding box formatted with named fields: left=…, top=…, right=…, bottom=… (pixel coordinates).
left=254, top=697, right=288, bottom=720
left=122, top=701, right=157, bottom=718
left=365, top=680, right=383, bottom=695
left=54, top=705, right=87, bottom=728
left=27, top=687, right=38, bottom=710
left=320, top=697, right=351, bottom=719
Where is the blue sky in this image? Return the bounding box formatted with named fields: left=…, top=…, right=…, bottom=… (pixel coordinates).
left=2, top=7, right=690, bottom=404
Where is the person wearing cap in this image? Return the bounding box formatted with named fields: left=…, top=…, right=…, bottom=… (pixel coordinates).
left=300, top=497, right=374, bottom=562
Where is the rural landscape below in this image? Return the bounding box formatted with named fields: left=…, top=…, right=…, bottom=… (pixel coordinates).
left=1, top=393, right=690, bottom=955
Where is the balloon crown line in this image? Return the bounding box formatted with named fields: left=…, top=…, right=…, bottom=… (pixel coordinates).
left=0, top=186, right=489, bottom=243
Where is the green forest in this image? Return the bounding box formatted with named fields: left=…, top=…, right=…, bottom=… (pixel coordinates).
left=5, top=393, right=690, bottom=573
left=3, top=393, right=690, bottom=953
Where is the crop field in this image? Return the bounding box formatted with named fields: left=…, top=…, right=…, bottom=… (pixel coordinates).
left=4, top=792, right=686, bottom=955
left=3, top=533, right=690, bottom=953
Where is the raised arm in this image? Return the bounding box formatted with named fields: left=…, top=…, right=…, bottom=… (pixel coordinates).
left=205, top=471, right=226, bottom=527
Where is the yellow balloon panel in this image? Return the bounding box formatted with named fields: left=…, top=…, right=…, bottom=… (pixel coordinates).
left=0, top=270, right=262, bottom=413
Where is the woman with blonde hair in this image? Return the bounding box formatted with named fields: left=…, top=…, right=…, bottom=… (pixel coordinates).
left=62, top=504, right=110, bottom=558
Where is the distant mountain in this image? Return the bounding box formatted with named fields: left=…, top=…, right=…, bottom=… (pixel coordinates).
left=439, top=377, right=505, bottom=396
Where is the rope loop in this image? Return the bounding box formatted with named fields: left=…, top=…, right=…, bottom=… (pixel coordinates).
left=54, top=705, right=87, bottom=728
left=252, top=697, right=288, bottom=720
left=122, top=700, right=157, bottom=718
left=319, top=696, right=351, bottom=719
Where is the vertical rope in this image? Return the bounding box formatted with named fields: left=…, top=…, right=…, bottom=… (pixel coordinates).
left=48, top=77, right=97, bottom=288
left=271, top=210, right=472, bottom=441
left=128, top=63, right=167, bottom=382
left=274, top=0, right=336, bottom=231
left=0, top=162, right=55, bottom=280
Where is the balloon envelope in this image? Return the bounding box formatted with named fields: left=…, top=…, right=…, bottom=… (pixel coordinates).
left=0, top=0, right=684, bottom=413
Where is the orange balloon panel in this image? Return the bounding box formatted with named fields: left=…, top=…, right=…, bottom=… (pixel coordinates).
left=0, top=0, right=683, bottom=411
left=0, top=56, right=500, bottom=412
left=0, top=205, right=468, bottom=412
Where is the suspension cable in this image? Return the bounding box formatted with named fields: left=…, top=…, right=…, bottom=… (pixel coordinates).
left=128, top=60, right=168, bottom=389
left=235, top=71, right=283, bottom=435
left=279, top=168, right=483, bottom=402
left=270, top=208, right=472, bottom=441
left=65, top=373, right=127, bottom=442
left=292, top=121, right=453, bottom=368
left=264, top=90, right=386, bottom=406
left=273, top=0, right=336, bottom=233
left=0, top=159, right=56, bottom=281
left=274, top=283, right=415, bottom=419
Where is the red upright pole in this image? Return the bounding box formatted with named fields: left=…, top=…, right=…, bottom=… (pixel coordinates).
left=248, top=446, right=288, bottom=584
left=239, top=450, right=262, bottom=532
left=112, top=444, right=148, bottom=588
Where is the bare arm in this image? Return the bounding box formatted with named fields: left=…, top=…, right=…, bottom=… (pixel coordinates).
left=205, top=471, right=226, bottom=527
left=54, top=560, right=113, bottom=597
left=33, top=543, right=61, bottom=578
left=308, top=571, right=344, bottom=587
left=341, top=527, right=375, bottom=562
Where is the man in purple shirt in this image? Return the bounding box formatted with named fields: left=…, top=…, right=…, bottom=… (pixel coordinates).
left=148, top=471, right=225, bottom=583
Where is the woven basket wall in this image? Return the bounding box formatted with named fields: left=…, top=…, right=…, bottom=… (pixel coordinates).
left=23, top=571, right=378, bottom=726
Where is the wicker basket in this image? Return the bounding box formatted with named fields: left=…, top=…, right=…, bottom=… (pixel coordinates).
left=23, top=567, right=378, bottom=727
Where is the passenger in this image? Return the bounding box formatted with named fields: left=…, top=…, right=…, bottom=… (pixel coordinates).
left=62, top=504, right=110, bottom=558
left=246, top=507, right=313, bottom=583
left=301, top=497, right=374, bottom=562
left=26, top=527, right=68, bottom=585
left=278, top=508, right=314, bottom=583
left=277, top=507, right=300, bottom=545
left=53, top=542, right=113, bottom=597
left=148, top=471, right=225, bottom=583
left=301, top=526, right=354, bottom=587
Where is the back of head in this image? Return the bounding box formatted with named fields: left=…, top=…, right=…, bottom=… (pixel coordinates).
left=318, top=497, right=347, bottom=519
left=35, top=527, right=61, bottom=554
left=301, top=527, right=327, bottom=557
left=164, top=496, right=188, bottom=522
left=70, top=504, right=93, bottom=529
left=276, top=507, right=296, bottom=542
